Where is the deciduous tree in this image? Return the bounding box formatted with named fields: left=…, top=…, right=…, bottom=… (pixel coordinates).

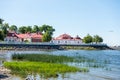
left=32, top=25, right=39, bottom=32
left=18, top=26, right=27, bottom=33
left=83, top=34, right=93, bottom=43
left=0, top=18, right=4, bottom=24
left=93, top=35, right=103, bottom=43
left=9, top=25, right=17, bottom=32
left=42, top=31, right=52, bottom=42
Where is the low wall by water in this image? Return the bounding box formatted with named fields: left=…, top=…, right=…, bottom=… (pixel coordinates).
left=0, top=42, right=111, bottom=50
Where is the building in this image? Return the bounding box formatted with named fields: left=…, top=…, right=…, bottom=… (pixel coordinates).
left=50, top=34, right=82, bottom=44
left=4, top=31, right=43, bottom=43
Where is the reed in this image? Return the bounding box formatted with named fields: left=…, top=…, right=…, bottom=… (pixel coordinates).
left=12, top=53, right=74, bottom=63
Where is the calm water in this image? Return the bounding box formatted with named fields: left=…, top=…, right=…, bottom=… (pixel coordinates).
left=0, top=50, right=120, bottom=80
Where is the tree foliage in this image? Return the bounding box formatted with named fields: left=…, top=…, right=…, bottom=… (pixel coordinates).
left=9, top=25, right=17, bottom=32
left=42, top=31, right=52, bottom=42
left=18, top=26, right=27, bottom=33
left=2, top=23, right=9, bottom=36
left=0, top=31, right=4, bottom=40
left=32, top=25, right=39, bottom=32
left=93, top=35, right=103, bottom=43
left=83, top=34, right=103, bottom=44
left=41, top=24, right=55, bottom=35
left=83, top=34, right=93, bottom=43
left=0, top=18, right=4, bottom=24
left=41, top=25, right=55, bottom=42
left=26, top=26, right=32, bottom=33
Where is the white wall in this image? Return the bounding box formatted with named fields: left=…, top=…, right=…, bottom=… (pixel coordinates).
left=4, top=37, right=22, bottom=42
left=51, top=39, right=82, bottom=44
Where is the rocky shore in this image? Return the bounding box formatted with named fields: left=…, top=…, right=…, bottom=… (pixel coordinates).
left=0, top=66, right=11, bottom=80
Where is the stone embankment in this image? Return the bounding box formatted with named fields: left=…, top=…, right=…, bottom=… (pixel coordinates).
left=0, top=66, right=11, bottom=80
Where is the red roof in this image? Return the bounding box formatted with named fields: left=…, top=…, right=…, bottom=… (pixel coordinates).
left=74, top=35, right=81, bottom=40
left=55, top=34, right=73, bottom=40
left=54, top=34, right=82, bottom=40
left=7, top=32, right=43, bottom=39
left=31, top=33, right=42, bottom=38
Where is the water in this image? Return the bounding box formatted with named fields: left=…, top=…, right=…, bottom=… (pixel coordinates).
left=0, top=50, right=120, bottom=80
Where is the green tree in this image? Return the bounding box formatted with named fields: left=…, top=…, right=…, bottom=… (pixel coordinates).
left=26, top=26, right=32, bottom=33
left=42, top=31, right=52, bottom=42
left=0, top=19, right=9, bottom=39
left=18, top=26, right=27, bottom=33
left=83, top=34, right=93, bottom=43
left=93, top=35, right=103, bottom=43
left=32, top=25, right=39, bottom=32
left=0, top=18, right=4, bottom=24
left=9, top=25, right=17, bottom=32
left=41, top=24, right=55, bottom=35
left=2, top=23, right=9, bottom=36
left=0, top=31, right=4, bottom=41
left=41, top=25, right=55, bottom=42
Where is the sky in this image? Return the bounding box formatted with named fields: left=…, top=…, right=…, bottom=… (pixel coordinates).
left=1, top=0, right=120, bottom=46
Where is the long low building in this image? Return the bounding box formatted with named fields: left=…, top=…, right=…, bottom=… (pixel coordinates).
left=4, top=31, right=43, bottom=43
left=50, top=33, right=83, bottom=44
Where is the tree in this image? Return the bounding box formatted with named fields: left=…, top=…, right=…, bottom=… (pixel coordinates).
left=9, top=25, right=17, bottom=32
left=0, top=19, right=9, bottom=39
left=42, top=31, right=52, bottom=42
left=18, top=26, right=27, bottom=33
left=2, top=23, right=9, bottom=36
left=41, top=24, right=55, bottom=42
left=32, top=25, right=39, bottom=32
left=26, top=26, right=32, bottom=33
left=41, top=24, right=55, bottom=35
left=83, top=34, right=93, bottom=43
left=0, top=31, right=4, bottom=41
left=0, top=18, right=4, bottom=24
left=93, top=35, right=103, bottom=43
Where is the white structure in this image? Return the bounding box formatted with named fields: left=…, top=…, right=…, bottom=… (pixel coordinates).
left=51, top=34, right=82, bottom=44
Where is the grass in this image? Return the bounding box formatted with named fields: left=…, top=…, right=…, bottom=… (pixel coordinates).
left=62, top=46, right=96, bottom=50
left=12, top=53, right=74, bottom=63
left=4, top=61, right=88, bottom=78
left=4, top=53, right=89, bottom=78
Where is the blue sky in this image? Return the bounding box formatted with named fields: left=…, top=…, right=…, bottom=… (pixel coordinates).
left=1, top=0, right=120, bottom=45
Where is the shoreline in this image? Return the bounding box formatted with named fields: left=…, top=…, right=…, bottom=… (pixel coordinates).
left=0, top=66, right=11, bottom=80
left=0, top=46, right=113, bottom=51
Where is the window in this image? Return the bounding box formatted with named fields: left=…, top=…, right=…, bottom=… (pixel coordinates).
left=58, top=41, right=60, bottom=43
left=12, top=34, right=14, bottom=36
left=65, top=41, right=67, bottom=43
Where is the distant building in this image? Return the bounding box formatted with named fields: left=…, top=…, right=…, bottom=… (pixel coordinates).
left=4, top=31, right=43, bottom=43
left=50, top=34, right=82, bottom=44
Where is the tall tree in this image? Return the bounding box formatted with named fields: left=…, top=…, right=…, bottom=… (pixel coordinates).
left=2, top=23, right=9, bottom=36
left=9, top=25, right=17, bottom=32
left=18, top=26, right=27, bottom=33
left=41, top=24, right=55, bottom=42
left=0, top=31, right=4, bottom=41
left=83, top=34, right=93, bottom=43
left=32, top=25, right=39, bottom=32
left=0, top=18, right=4, bottom=24
left=42, top=31, right=52, bottom=42
left=0, top=19, right=8, bottom=39
left=41, top=24, right=55, bottom=34
left=26, top=26, right=32, bottom=33
left=93, top=35, right=103, bottom=43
